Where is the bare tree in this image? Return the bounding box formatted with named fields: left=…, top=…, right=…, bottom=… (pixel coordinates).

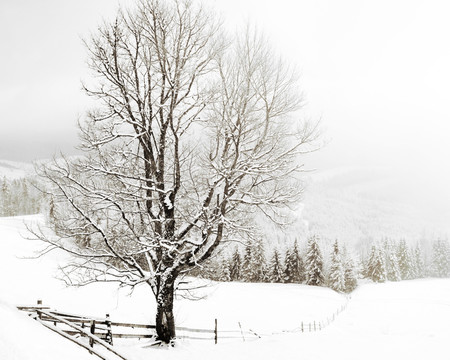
left=33, top=0, right=319, bottom=343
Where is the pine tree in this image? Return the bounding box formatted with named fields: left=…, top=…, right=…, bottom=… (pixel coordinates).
left=432, top=239, right=450, bottom=277
left=386, top=249, right=401, bottom=281
left=1, top=178, right=11, bottom=216
left=384, top=240, right=401, bottom=281
left=229, top=247, right=242, bottom=281
left=220, top=258, right=231, bottom=282
left=269, top=248, right=283, bottom=283
left=409, top=247, right=418, bottom=279
left=290, top=239, right=305, bottom=283
left=366, top=245, right=387, bottom=283
left=344, top=256, right=357, bottom=292
left=241, top=240, right=253, bottom=282
left=328, top=240, right=345, bottom=292
left=251, top=238, right=267, bottom=282
left=414, top=244, right=425, bottom=278
left=397, top=239, right=412, bottom=280
left=20, top=179, right=29, bottom=215
left=283, top=248, right=293, bottom=283
left=305, top=235, right=325, bottom=286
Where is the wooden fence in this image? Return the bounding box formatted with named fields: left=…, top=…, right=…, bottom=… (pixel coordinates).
left=17, top=296, right=349, bottom=357
left=17, top=300, right=260, bottom=347
left=296, top=300, right=349, bottom=333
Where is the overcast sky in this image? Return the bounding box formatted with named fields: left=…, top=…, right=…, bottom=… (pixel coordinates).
left=1, top=0, right=449, bottom=199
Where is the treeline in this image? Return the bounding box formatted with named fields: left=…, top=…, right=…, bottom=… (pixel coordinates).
left=0, top=177, right=42, bottom=216
left=192, top=235, right=450, bottom=293
left=364, top=238, right=450, bottom=281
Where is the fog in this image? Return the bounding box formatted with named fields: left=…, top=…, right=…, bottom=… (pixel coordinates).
left=1, top=0, right=449, bottom=229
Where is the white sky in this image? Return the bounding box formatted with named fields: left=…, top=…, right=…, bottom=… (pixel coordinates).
left=1, top=0, right=449, bottom=205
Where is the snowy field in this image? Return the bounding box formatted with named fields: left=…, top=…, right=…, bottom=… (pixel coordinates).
left=0, top=215, right=448, bottom=360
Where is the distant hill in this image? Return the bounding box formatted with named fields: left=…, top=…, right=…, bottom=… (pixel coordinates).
left=0, top=160, right=35, bottom=180
left=256, top=166, right=450, bottom=254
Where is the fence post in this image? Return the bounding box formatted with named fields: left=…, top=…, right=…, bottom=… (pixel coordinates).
left=301, top=321, right=304, bottom=333
left=81, top=321, right=85, bottom=337
left=319, top=322, right=321, bottom=331
left=214, top=319, right=218, bottom=345
left=238, top=322, right=245, bottom=342
left=314, top=321, right=316, bottom=331
left=105, top=314, right=113, bottom=345
left=89, top=320, right=96, bottom=348
left=37, top=300, right=42, bottom=320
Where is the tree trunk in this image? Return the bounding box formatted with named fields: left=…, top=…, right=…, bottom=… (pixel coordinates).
left=155, top=273, right=176, bottom=343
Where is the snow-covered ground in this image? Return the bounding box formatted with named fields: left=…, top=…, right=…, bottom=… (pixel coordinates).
left=0, top=215, right=448, bottom=359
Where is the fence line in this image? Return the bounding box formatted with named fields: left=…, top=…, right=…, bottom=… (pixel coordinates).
left=17, top=295, right=351, bottom=349
left=294, top=296, right=350, bottom=334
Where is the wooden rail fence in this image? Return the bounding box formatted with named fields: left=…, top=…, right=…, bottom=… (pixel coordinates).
left=17, top=300, right=261, bottom=347
left=17, top=296, right=350, bottom=356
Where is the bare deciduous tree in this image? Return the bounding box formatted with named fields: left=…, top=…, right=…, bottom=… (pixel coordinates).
left=33, top=0, right=319, bottom=343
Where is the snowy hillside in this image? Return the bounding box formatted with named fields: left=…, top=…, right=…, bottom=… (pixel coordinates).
left=0, top=215, right=449, bottom=360
left=0, top=160, right=35, bottom=180
left=260, top=166, right=450, bottom=254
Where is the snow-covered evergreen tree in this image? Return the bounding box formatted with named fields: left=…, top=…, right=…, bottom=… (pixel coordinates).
left=328, top=240, right=345, bottom=292
left=432, top=239, right=449, bottom=277
left=283, top=248, right=293, bottom=283
left=269, top=248, right=283, bottom=283
left=397, top=239, right=412, bottom=280
left=387, top=250, right=401, bottom=281
left=0, top=178, right=11, bottom=216
left=305, top=235, right=325, bottom=286
left=409, top=247, right=419, bottom=279
left=384, top=240, right=401, bottom=282
left=291, top=239, right=305, bottom=283
left=284, top=240, right=305, bottom=283
left=241, top=240, right=253, bottom=282
left=220, top=258, right=231, bottom=282
left=344, top=256, right=358, bottom=292
left=414, top=244, right=425, bottom=278
left=366, top=245, right=387, bottom=283
left=251, top=238, right=267, bottom=282
left=230, top=247, right=242, bottom=281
